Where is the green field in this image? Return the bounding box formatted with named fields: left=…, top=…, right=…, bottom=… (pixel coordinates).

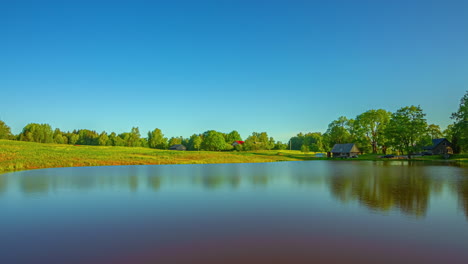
left=0, top=140, right=315, bottom=173
left=1, top=140, right=466, bottom=173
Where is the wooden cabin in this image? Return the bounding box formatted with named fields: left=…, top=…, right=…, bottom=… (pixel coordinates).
left=423, top=138, right=453, bottom=155
left=169, top=144, right=186, bottom=151
left=331, top=143, right=360, bottom=158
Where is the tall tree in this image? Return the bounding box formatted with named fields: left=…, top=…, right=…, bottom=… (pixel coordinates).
left=385, top=106, right=430, bottom=158
left=225, top=130, right=242, bottom=143
left=451, top=91, right=468, bottom=153
left=427, top=124, right=443, bottom=140
left=188, top=134, right=203, bottom=151
left=201, top=130, right=226, bottom=151
left=98, top=132, right=109, bottom=146
left=122, top=127, right=141, bottom=147
left=168, top=137, right=182, bottom=146
left=354, top=109, right=391, bottom=153
left=0, top=120, right=13, bottom=140
left=148, top=128, right=168, bottom=149
left=323, top=116, right=353, bottom=150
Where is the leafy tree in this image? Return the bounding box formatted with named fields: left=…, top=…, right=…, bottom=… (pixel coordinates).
left=385, top=106, right=430, bottom=158
left=77, top=129, right=99, bottom=145
left=353, top=109, right=391, bottom=153
left=19, top=123, right=54, bottom=143
left=168, top=137, right=182, bottom=146
left=427, top=124, right=443, bottom=140
left=148, top=128, right=168, bottom=149
left=201, top=130, right=226, bottom=151
left=451, top=91, right=468, bottom=153
left=242, top=132, right=275, bottom=151
left=301, top=144, right=310, bottom=153
left=98, top=132, right=109, bottom=146
left=323, top=116, right=353, bottom=150
left=274, top=141, right=287, bottom=150
left=68, top=133, right=79, bottom=145
left=139, top=138, right=149, bottom=148
left=188, top=134, right=203, bottom=151
left=109, top=132, right=125, bottom=146
left=225, top=130, right=242, bottom=143
left=121, top=127, right=141, bottom=147
left=0, top=120, right=13, bottom=140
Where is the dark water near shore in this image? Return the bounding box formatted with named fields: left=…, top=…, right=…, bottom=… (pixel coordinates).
left=1, top=161, right=467, bottom=264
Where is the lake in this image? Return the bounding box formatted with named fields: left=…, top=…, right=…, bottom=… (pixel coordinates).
left=1, top=161, right=467, bottom=263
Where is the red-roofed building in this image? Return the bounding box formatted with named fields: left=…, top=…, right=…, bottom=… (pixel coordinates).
left=232, top=141, right=245, bottom=147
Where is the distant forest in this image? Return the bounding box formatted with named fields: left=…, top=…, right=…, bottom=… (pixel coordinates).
left=1, top=91, right=467, bottom=155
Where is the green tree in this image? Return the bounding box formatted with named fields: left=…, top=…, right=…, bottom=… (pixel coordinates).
left=225, top=130, right=242, bottom=143
left=188, top=134, right=203, bottom=151
left=54, top=129, right=69, bottom=144
left=386, top=106, right=430, bottom=158
left=451, top=91, right=468, bottom=153
left=0, top=120, right=13, bottom=139
left=354, top=109, right=391, bottom=153
left=168, top=137, right=182, bottom=146
left=98, top=132, right=109, bottom=146
left=243, top=132, right=273, bottom=151
left=19, top=123, right=54, bottom=143
left=76, top=129, right=99, bottom=145
left=69, top=133, right=79, bottom=145
left=274, top=141, right=288, bottom=150
left=301, top=144, right=310, bottom=153
left=122, top=127, right=141, bottom=147
left=147, top=128, right=168, bottom=149
left=427, top=124, right=443, bottom=140
left=323, top=116, right=353, bottom=150
left=109, top=132, right=125, bottom=146
left=201, top=130, right=226, bottom=151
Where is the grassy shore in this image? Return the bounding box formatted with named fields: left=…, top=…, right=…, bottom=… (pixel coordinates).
left=0, top=140, right=308, bottom=173
left=0, top=140, right=466, bottom=173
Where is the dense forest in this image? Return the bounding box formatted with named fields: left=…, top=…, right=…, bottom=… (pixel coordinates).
left=1, top=91, right=467, bottom=154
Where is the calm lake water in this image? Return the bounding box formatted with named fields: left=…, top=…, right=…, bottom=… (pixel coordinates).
left=1, top=161, right=467, bottom=264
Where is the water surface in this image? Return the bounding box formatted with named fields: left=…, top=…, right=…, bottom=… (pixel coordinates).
left=1, top=161, right=467, bottom=263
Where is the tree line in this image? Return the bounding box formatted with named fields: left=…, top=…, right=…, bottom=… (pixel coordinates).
left=0, top=91, right=467, bottom=154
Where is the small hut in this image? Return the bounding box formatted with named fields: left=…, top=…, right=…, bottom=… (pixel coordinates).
left=331, top=143, right=360, bottom=158
left=169, top=144, right=186, bottom=151
left=423, top=138, right=453, bottom=155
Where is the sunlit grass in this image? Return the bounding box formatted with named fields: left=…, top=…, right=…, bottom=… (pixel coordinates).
left=1, top=140, right=465, bottom=173
left=0, top=140, right=303, bottom=173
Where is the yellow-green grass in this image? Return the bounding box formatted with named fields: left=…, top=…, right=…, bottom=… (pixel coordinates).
left=1, top=140, right=466, bottom=173
left=0, top=140, right=311, bottom=173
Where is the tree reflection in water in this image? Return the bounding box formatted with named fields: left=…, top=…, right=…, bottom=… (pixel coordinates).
left=2, top=161, right=467, bottom=219
left=328, top=161, right=467, bottom=218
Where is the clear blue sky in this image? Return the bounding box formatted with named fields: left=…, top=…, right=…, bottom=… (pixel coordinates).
left=1, top=0, right=467, bottom=142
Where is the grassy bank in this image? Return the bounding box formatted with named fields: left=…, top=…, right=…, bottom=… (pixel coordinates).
left=0, top=140, right=308, bottom=173
left=1, top=140, right=466, bottom=173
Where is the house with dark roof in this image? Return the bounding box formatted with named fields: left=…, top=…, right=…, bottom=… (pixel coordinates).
left=331, top=143, right=360, bottom=158
left=169, top=144, right=186, bottom=151
left=423, top=138, right=452, bottom=155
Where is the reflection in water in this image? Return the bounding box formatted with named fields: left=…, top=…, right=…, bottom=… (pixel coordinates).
left=455, top=177, right=468, bottom=220
left=327, top=162, right=467, bottom=217
left=1, top=162, right=467, bottom=219
left=328, top=167, right=432, bottom=217
left=1, top=161, right=468, bottom=264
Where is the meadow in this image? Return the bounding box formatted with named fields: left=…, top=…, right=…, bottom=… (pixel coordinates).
left=1, top=140, right=466, bottom=173
left=0, top=140, right=310, bottom=173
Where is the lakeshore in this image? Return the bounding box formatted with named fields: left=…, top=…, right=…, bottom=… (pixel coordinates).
left=1, top=140, right=466, bottom=173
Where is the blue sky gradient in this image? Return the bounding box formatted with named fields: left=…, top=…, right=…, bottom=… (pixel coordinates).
left=1, top=0, right=467, bottom=142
